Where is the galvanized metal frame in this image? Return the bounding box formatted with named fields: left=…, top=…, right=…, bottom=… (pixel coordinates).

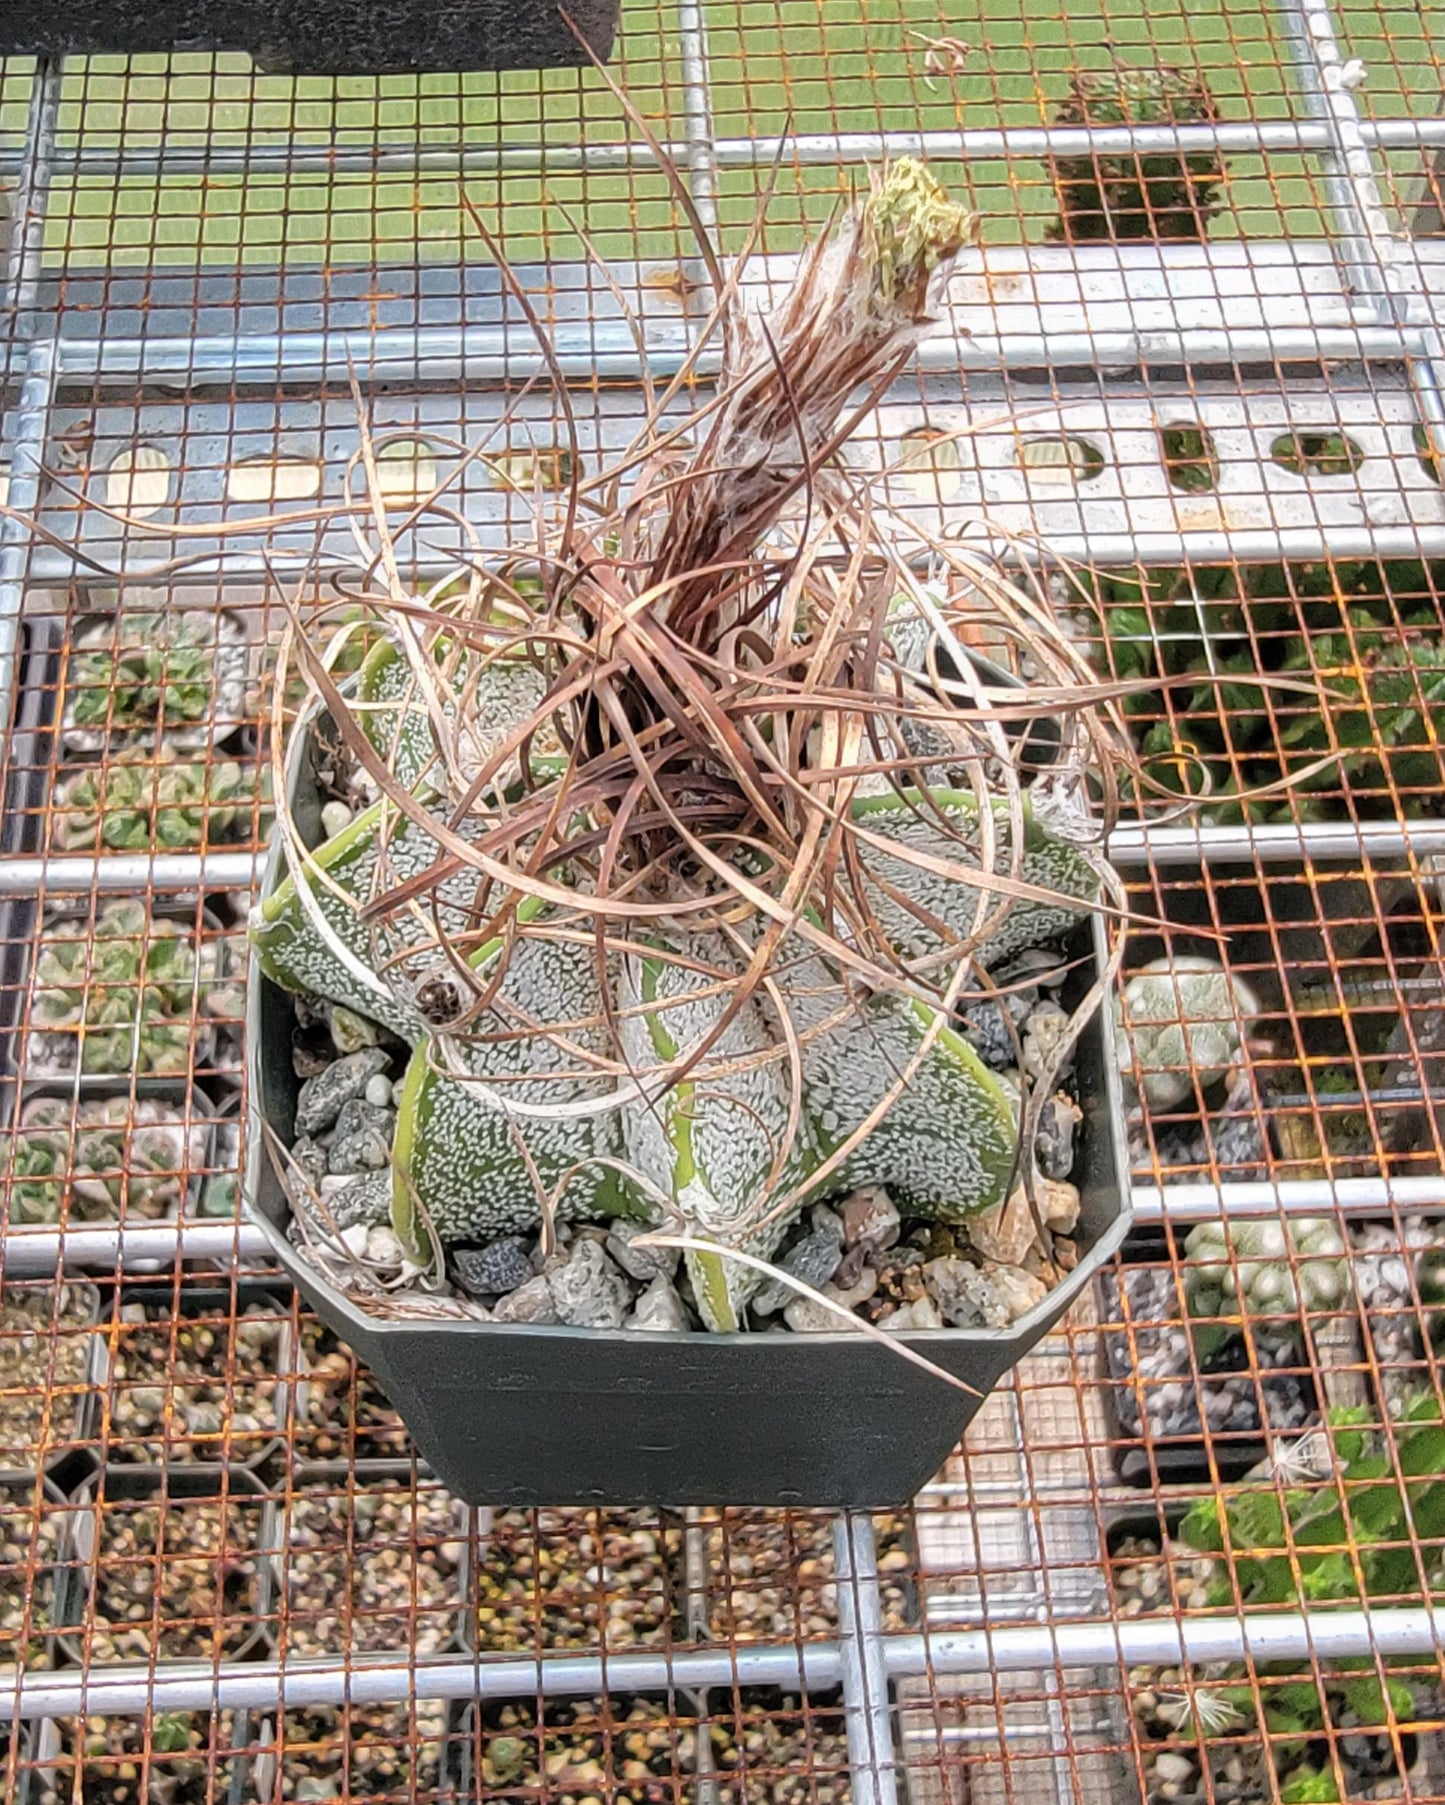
left=3, top=0, right=1445, bottom=1794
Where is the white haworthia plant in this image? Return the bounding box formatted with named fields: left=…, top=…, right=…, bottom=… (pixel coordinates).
left=253, top=158, right=1127, bottom=1331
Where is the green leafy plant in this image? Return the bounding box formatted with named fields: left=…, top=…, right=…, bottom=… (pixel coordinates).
left=54, top=749, right=270, bottom=852
left=1081, top=560, right=1445, bottom=824
left=68, top=610, right=220, bottom=732
left=30, top=899, right=222, bottom=1075
left=3, top=1095, right=195, bottom=1224
left=1047, top=66, right=1224, bottom=242
left=1173, top=1398, right=1445, bottom=1786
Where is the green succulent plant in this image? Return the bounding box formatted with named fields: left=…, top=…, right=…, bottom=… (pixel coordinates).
left=252, top=160, right=1114, bottom=1332
left=1173, top=1397, right=1444, bottom=1788
left=1183, top=1215, right=1351, bottom=1355
left=4, top=1095, right=193, bottom=1224
left=30, top=899, right=222, bottom=1076
left=54, top=749, right=270, bottom=852
left=68, top=610, right=219, bottom=732
left=1047, top=66, right=1224, bottom=242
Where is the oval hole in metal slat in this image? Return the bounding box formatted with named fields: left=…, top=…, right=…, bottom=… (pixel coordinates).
left=486, top=445, right=578, bottom=493
left=1269, top=430, right=1367, bottom=479
left=226, top=458, right=323, bottom=504
left=1413, top=424, right=1442, bottom=486
left=1018, top=434, right=1106, bottom=484
left=0, top=466, right=8, bottom=508
left=104, top=444, right=172, bottom=518
left=375, top=438, right=439, bottom=504
left=897, top=427, right=963, bottom=500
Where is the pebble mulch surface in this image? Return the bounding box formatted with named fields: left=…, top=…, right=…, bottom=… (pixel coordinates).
left=104, top=1301, right=285, bottom=1465
left=0, top=1285, right=97, bottom=1470
left=66, top=1492, right=267, bottom=1664
left=281, top=1479, right=465, bottom=1656
left=0, top=1479, right=63, bottom=1666
left=32, top=1714, right=246, bottom=1805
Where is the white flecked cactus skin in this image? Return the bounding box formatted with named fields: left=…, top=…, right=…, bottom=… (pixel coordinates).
left=391, top=929, right=639, bottom=1257
left=851, top=788, right=1099, bottom=967
left=619, top=932, right=808, bottom=1331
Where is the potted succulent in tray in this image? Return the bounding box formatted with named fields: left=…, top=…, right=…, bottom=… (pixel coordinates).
left=245, top=156, right=1133, bottom=1507
left=52, top=748, right=272, bottom=853
left=24, top=900, right=227, bottom=1079
left=1046, top=65, right=1225, bottom=243
left=3, top=1094, right=206, bottom=1225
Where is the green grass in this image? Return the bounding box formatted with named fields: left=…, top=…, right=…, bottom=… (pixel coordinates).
left=17, top=0, right=1436, bottom=269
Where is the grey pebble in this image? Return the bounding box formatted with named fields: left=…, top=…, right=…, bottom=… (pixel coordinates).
left=327, top=1171, right=392, bottom=1232
left=959, top=988, right=1034, bottom=1069
left=752, top=1228, right=845, bottom=1316
left=452, top=1236, right=535, bottom=1298
left=327, top=1099, right=396, bottom=1175
left=606, top=1219, right=681, bottom=1282
left=289, top=1136, right=329, bottom=1188
left=548, top=1239, right=631, bottom=1330
left=1034, top=1091, right=1082, bottom=1180
left=295, top=1050, right=390, bottom=1136
left=628, top=1274, right=692, bottom=1332
left=841, top=1185, right=900, bottom=1251
left=923, top=1257, right=1010, bottom=1329
left=492, top=1273, right=560, bottom=1325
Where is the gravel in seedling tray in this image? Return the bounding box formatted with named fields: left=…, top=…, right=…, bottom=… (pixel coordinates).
left=700, top=1511, right=915, bottom=1642
left=471, top=1510, right=681, bottom=1654
left=102, top=1289, right=290, bottom=1467
left=17, top=900, right=232, bottom=1082
left=0, top=1283, right=101, bottom=1475
left=57, top=1469, right=272, bottom=1665
left=292, top=1319, right=411, bottom=1463
left=60, top=604, right=250, bottom=757
left=0, top=1476, right=67, bottom=1669
left=704, top=1692, right=853, bottom=1805
left=454, top=1695, right=701, bottom=1803
left=29, top=1711, right=251, bottom=1805
left=278, top=1474, right=467, bottom=1656
left=3, top=1092, right=209, bottom=1228
left=1097, top=1227, right=1321, bottom=1485
left=253, top=1701, right=452, bottom=1802
left=1350, top=1219, right=1444, bottom=1415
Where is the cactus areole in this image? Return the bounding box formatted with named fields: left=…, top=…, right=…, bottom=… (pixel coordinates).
left=243, top=159, right=1132, bottom=1505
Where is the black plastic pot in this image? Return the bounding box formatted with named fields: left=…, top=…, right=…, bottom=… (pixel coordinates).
left=0, top=0, right=619, bottom=74
left=244, top=733, right=1132, bottom=1509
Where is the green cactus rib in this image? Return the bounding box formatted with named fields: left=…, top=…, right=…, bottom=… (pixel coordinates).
left=849, top=787, right=1099, bottom=967
left=252, top=650, right=553, bottom=1041
left=391, top=920, right=639, bottom=1258
left=800, top=985, right=1019, bottom=1220
left=621, top=933, right=808, bottom=1331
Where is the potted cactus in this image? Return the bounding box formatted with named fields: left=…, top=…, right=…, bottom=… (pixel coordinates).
left=52, top=748, right=270, bottom=853
left=245, top=157, right=1133, bottom=1506
left=1047, top=65, right=1225, bottom=242
left=24, top=900, right=227, bottom=1079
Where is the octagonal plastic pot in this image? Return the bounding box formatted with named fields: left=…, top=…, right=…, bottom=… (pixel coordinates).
left=244, top=730, right=1131, bottom=1509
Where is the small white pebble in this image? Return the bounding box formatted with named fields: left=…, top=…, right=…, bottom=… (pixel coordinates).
left=339, top=1223, right=370, bottom=1257
left=364, top=1074, right=393, bottom=1108
left=320, top=800, right=353, bottom=839
left=319, top=1174, right=352, bottom=1197
left=365, top=1226, right=405, bottom=1266
left=1154, top=1753, right=1194, bottom=1785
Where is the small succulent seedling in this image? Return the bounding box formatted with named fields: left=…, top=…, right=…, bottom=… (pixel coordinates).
left=54, top=748, right=267, bottom=852
left=1183, top=1215, right=1350, bottom=1364
left=69, top=610, right=220, bottom=731
left=3, top=1096, right=190, bottom=1223
left=31, top=898, right=222, bottom=1075
left=1047, top=65, right=1224, bottom=242
left=1116, top=955, right=1260, bottom=1112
